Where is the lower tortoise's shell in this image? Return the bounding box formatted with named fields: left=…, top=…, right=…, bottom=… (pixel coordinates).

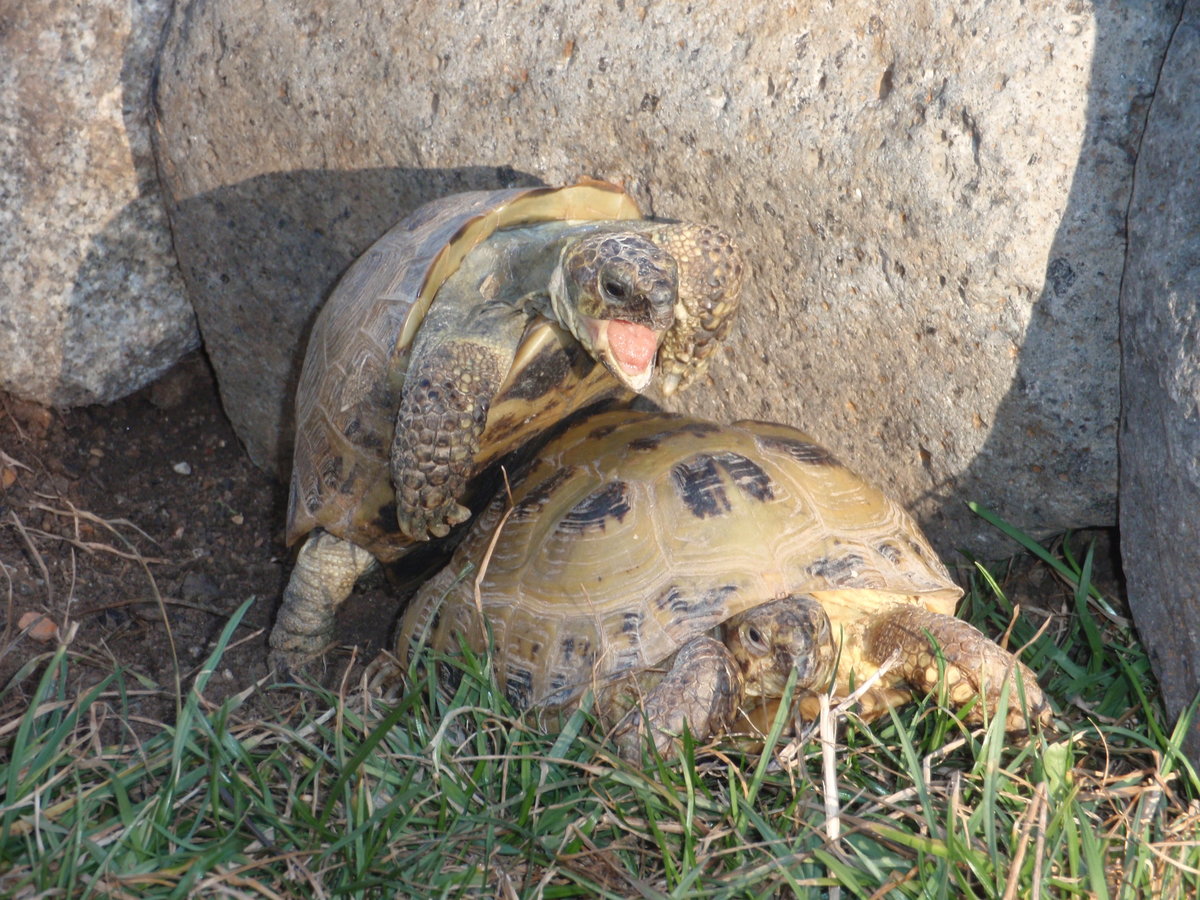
left=398, top=410, right=962, bottom=710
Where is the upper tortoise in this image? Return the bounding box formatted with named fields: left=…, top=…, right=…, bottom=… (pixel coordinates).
left=271, top=182, right=744, bottom=667
left=395, top=410, right=1050, bottom=760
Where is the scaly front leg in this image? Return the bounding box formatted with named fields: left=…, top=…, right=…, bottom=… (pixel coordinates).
left=391, top=338, right=506, bottom=541
left=861, top=604, right=1051, bottom=730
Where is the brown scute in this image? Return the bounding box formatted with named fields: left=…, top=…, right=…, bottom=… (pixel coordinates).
left=670, top=454, right=731, bottom=518
left=756, top=433, right=839, bottom=466
left=556, top=481, right=632, bottom=533
left=711, top=451, right=775, bottom=502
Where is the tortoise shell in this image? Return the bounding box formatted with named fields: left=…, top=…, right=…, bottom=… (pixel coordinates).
left=287, top=181, right=642, bottom=562
left=397, top=410, right=962, bottom=710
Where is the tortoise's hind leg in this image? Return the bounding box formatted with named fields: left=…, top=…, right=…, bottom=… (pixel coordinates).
left=862, top=605, right=1050, bottom=730
left=608, top=636, right=744, bottom=762
left=269, top=530, right=377, bottom=673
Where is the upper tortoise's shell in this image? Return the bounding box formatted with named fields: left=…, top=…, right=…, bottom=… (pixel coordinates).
left=287, top=181, right=642, bottom=562
left=399, top=410, right=962, bottom=710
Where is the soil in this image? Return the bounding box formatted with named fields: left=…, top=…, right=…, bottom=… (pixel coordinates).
left=0, top=352, right=404, bottom=726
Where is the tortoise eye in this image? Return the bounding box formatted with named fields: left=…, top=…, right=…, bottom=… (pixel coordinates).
left=603, top=279, right=628, bottom=301
left=744, top=624, right=768, bottom=654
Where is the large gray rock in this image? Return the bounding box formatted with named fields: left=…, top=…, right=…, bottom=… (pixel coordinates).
left=1120, top=3, right=1200, bottom=764
left=153, top=0, right=1178, bottom=555
left=0, top=0, right=197, bottom=406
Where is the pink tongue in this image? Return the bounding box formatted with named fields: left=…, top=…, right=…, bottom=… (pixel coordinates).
left=607, top=320, right=658, bottom=375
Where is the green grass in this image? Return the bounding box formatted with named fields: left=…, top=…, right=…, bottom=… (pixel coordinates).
left=3, top=515, right=1200, bottom=898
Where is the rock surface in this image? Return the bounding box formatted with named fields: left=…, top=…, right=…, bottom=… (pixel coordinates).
left=1120, top=3, right=1200, bottom=764
left=152, top=0, right=1179, bottom=555
left=0, top=0, right=197, bottom=406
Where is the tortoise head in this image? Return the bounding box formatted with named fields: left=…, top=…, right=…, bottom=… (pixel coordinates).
left=552, top=232, right=679, bottom=392
left=726, top=595, right=836, bottom=702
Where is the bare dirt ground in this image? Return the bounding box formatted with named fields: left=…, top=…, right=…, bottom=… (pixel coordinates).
left=0, top=352, right=408, bottom=727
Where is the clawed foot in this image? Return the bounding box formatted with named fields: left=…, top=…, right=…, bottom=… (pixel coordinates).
left=396, top=496, right=473, bottom=542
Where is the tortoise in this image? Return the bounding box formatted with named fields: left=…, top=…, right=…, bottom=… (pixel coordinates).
left=271, top=181, right=744, bottom=668
left=394, top=410, right=1050, bottom=760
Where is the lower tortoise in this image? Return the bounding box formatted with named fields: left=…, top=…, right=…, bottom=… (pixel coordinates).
left=393, top=410, right=1050, bottom=760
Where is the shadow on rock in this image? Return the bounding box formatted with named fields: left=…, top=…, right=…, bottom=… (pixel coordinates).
left=160, top=165, right=544, bottom=477
left=944, top=1, right=1180, bottom=560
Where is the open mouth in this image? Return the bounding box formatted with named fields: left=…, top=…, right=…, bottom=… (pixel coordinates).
left=582, top=318, right=661, bottom=392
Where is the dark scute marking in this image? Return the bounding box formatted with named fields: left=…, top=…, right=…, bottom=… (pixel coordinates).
left=505, top=667, right=535, bottom=710
left=621, top=611, right=644, bottom=636
left=906, top=536, right=939, bottom=567
left=559, top=635, right=576, bottom=662
left=547, top=672, right=572, bottom=700
left=626, top=435, right=662, bottom=452
left=543, top=683, right=579, bottom=708
left=876, top=541, right=902, bottom=564
left=711, top=451, right=775, bottom=502
left=510, top=467, right=576, bottom=522
left=342, top=419, right=361, bottom=439
left=557, top=481, right=632, bottom=533
left=670, top=455, right=731, bottom=518
left=587, top=423, right=621, bottom=441
left=757, top=434, right=839, bottom=466
left=680, top=421, right=721, bottom=438
left=806, top=554, right=866, bottom=586
left=613, top=646, right=642, bottom=673
left=319, top=454, right=343, bottom=492
left=654, top=585, right=685, bottom=612
left=663, top=584, right=737, bottom=631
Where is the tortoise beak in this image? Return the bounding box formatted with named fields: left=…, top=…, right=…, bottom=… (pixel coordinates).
left=581, top=317, right=660, bottom=392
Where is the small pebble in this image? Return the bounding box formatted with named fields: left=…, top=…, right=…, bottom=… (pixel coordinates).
left=172, top=461, right=193, bottom=475
left=18, top=611, right=59, bottom=642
